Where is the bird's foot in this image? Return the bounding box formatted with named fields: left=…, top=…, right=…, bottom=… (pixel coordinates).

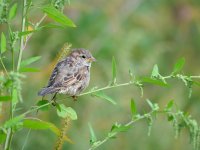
left=51, top=93, right=57, bottom=106
left=72, top=95, right=78, bottom=101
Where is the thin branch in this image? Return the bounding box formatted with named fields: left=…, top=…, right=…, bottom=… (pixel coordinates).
left=22, top=14, right=47, bottom=51
left=21, top=81, right=136, bottom=116
left=79, top=81, right=136, bottom=96
left=0, top=58, right=8, bottom=76
left=4, top=0, right=27, bottom=149
left=88, top=110, right=156, bottom=150
left=22, top=73, right=200, bottom=117
left=17, top=0, right=27, bottom=71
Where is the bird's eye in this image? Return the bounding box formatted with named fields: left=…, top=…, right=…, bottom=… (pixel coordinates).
left=81, top=55, right=86, bottom=58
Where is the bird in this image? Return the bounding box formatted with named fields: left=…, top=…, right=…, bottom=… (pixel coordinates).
left=38, top=48, right=96, bottom=102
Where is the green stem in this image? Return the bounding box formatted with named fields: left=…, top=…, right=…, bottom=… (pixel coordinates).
left=21, top=14, right=46, bottom=51
left=17, top=0, right=27, bottom=71
left=21, top=81, right=136, bottom=116
left=79, top=82, right=135, bottom=96
left=4, top=1, right=27, bottom=149
left=0, top=58, right=8, bottom=76
left=88, top=110, right=156, bottom=150
left=8, top=23, right=15, bottom=71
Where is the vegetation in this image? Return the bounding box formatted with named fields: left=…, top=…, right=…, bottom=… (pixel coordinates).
left=0, top=0, right=200, bottom=150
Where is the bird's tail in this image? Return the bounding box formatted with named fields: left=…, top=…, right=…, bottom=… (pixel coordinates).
left=38, top=87, right=58, bottom=96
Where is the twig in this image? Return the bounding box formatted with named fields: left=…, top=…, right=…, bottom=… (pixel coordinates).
left=0, top=58, right=8, bottom=76
left=16, top=0, right=27, bottom=71
left=4, top=0, right=27, bottom=149
left=88, top=110, right=156, bottom=150
left=22, top=81, right=137, bottom=116
left=22, top=14, right=47, bottom=51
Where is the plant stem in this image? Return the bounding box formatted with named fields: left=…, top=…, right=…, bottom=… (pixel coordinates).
left=0, top=58, right=8, bottom=76
left=22, top=14, right=47, bottom=51
left=4, top=1, right=27, bottom=149
left=79, top=82, right=135, bottom=96
left=17, top=0, right=27, bottom=71
left=21, top=81, right=136, bottom=116
left=88, top=110, right=156, bottom=150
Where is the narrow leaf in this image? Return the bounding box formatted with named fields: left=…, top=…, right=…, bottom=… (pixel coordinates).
left=0, top=96, right=11, bottom=102
left=92, top=91, right=117, bottom=105
left=172, top=57, right=185, bottom=75
left=19, top=30, right=38, bottom=37
left=40, top=23, right=65, bottom=29
left=165, top=100, right=174, bottom=111
left=12, top=88, right=18, bottom=105
left=42, top=5, right=76, bottom=27
left=23, top=118, right=73, bottom=143
left=20, top=56, right=41, bottom=67
left=88, top=123, right=97, bottom=144
left=9, top=3, right=17, bottom=20
left=110, top=123, right=132, bottom=133
left=4, top=115, right=24, bottom=128
left=151, top=64, right=159, bottom=78
left=0, top=130, right=6, bottom=144
left=1, top=32, right=6, bottom=54
left=19, top=67, right=40, bottom=72
left=36, top=100, right=50, bottom=111
left=141, top=77, right=167, bottom=86
left=23, top=119, right=50, bottom=129
left=57, top=104, right=77, bottom=120
left=112, top=56, right=117, bottom=84
left=130, top=99, right=137, bottom=116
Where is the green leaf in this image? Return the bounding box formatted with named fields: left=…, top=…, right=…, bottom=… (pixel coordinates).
left=23, top=119, right=54, bottom=130
left=36, top=100, right=50, bottom=111
left=40, top=23, right=65, bottom=29
left=92, top=91, right=117, bottom=105
left=111, top=56, right=117, bottom=85
left=0, top=129, right=6, bottom=144
left=23, top=118, right=72, bottom=143
left=57, top=104, right=77, bottom=120
left=19, top=67, right=40, bottom=72
left=9, top=3, right=17, bottom=20
left=12, top=88, right=18, bottom=104
left=110, top=123, right=132, bottom=133
left=20, top=56, right=41, bottom=68
left=1, top=32, right=6, bottom=54
left=165, top=100, right=174, bottom=111
left=172, top=57, right=185, bottom=75
left=4, top=115, right=24, bottom=128
left=151, top=64, right=159, bottom=78
left=19, top=30, right=38, bottom=37
left=0, top=96, right=11, bottom=102
left=88, top=123, right=97, bottom=144
left=42, top=5, right=76, bottom=27
left=141, top=77, right=167, bottom=86
left=167, top=114, right=174, bottom=121
left=130, top=99, right=137, bottom=116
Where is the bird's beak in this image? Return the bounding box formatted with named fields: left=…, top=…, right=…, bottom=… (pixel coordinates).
left=87, top=57, right=96, bottom=62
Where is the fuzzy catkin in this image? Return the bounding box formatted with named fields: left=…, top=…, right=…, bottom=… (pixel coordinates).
left=54, top=117, right=70, bottom=150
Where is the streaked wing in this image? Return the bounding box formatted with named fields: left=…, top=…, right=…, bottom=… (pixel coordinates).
left=47, top=60, right=64, bottom=87
left=53, top=66, right=88, bottom=89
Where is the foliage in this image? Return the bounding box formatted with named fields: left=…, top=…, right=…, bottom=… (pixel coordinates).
left=0, top=0, right=200, bottom=150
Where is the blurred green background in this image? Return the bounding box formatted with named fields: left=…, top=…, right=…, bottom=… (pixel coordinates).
left=2, top=0, right=200, bottom=149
